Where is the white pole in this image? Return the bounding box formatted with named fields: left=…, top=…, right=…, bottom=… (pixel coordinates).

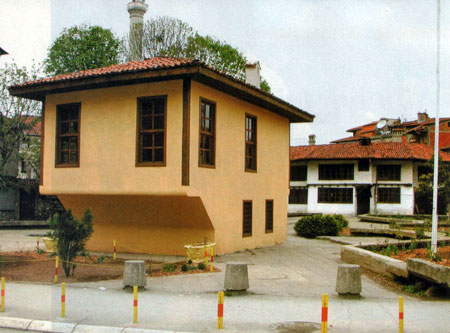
left=431, top=0, right=441, bottom=254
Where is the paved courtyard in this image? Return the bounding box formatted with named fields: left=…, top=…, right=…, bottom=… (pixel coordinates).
left=0, top=221, right=449, bottom=332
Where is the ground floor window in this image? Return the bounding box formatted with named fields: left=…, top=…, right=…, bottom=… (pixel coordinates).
left=289, top=187, right=308, bottom=204
left=318, top=187, right=353, bottom=204
left=265, top=200, right=273, bottom=233
left=377, top=187, right=401, bottom=203
left=242, top=201, right=252, bottom=237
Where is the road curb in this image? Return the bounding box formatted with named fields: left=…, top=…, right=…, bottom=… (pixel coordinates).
left=0, top=316, right=190, bottom=333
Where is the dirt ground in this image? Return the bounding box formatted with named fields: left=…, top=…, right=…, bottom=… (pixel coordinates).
left=0, top=251, right=219, bottom=283
left=390, top=245, right=450, bottom=267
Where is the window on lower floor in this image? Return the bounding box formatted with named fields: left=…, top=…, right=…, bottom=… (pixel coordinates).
left=242, top=201, right=252, bottom=237
left=376, top=165, right=401, bottom=181
left=318, top=187, right=353, bottom=204
left=319, top=164, right=354, bottom=180
left=377, top=187, right=401, bottom=203
left=289, top=187, right=308, bottom=204
left=265, top=200, right=273, bottom=233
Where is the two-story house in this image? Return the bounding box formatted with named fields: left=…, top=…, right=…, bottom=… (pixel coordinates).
left=10, top=57, right=314, bottom=255
left=289, top=141, right=450, bottom=216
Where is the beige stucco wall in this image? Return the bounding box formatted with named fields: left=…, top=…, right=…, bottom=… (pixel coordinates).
left=41, top=79, right=290, bottom=255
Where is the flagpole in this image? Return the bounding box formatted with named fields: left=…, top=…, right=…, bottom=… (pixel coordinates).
left=431, top=0, right=441, bottom=254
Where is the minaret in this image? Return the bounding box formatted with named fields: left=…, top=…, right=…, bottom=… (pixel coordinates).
left=127, top=0, right=148, bottom=61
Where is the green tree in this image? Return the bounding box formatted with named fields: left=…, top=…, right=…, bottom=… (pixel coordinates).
left=45, top=25, right=121, bottom=75
left=415, top=158, right=450, bottom=214
left=124, top=16, right=271, bottom=92
left=0, top=61, right=42, bottom=190
left=48, top=209, right=94, bottom=277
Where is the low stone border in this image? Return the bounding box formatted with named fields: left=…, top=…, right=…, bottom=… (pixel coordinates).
left=340, top=245, right=408, bottom=278
left=349, top=227, right=417, bottom=239
left=357, top=214, right=450, bottom=227
left=407, top=259, right=450, bottom=288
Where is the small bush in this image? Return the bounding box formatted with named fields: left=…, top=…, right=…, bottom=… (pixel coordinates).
left=47, top=208, right=94, bottom=277
left=409, top=241, right=417, bottom=251
left=197, top=262, right=206, bottom=270
left=334, top=214, right=349, bottom=232
left=163, top=263, right=176, bottom=272
left=181, top=264, right=188, bottom=272
left=95, top=255, right=106, bottom=264
left=294, top=215, right=339, bottom=239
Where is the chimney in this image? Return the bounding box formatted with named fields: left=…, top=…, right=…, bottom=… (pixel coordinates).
left=308, top=134, right=316, bottom=146
left=417, top=111, right=429, bottom=122
left=127, top=0, right=148, bottom=61
left=245, top=61, right=261, bottom=88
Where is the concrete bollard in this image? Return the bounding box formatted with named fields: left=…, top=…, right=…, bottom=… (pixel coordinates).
left=123, top=260, right=147, bottom=289
left=336, top=264, right=361, bottom=295
left=224, top=262, right=249, bottom=292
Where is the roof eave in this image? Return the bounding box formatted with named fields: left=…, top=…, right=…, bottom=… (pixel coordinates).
left=9, top=65, right=314, bottom=123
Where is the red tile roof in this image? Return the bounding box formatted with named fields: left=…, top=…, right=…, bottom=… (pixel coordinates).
left=346, top=121, right=378, bottom=133
left=290, top=142, right=450, bottom=162
left=23, top=116, right=41, bottom=136
left=17, top=57, right=202, bottom=87
left=10, top=56, right=314, bottom=123
left=330, top=136, right=359, bottom=143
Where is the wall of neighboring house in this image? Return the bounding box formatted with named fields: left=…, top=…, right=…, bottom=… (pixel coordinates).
left=43, top=79, right=290, bottom=255
left=289, top=159, right=416, bottom=216
left=0, top=149, right=20, bottom=220
left=371, top=161, right=414, bottom=215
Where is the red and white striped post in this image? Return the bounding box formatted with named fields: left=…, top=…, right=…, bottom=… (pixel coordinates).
left=210, top=248, right=214, bottom=272
left=217, top=291, right=224, bottom=329
left=1, top=277, right=5, bottom=312
left=399, top=296, right=404, bottom=333
left=204, top=249, right=208, bottom=268
left=61, top=283, right=66, bottom=318
left=54, top=256, right=59, bottom=284
left=321, top=294, right=328, bottom=333
left=133, top=286, right=138, bottom=324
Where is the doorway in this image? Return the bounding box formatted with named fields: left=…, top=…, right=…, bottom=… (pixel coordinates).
left=356, top=186, right=371, bottom=215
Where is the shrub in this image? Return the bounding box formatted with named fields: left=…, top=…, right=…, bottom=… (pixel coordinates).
left=181, top=264, right=188, bottom=272
left=334, top=214, right=349, bottom=232
left=294, top=215, right=339, bottom=239
left=163, top=263, right=176, bottom=272
left=48, top=209, right=94, bottom=277
left=197, top=262, right=206, bottom=270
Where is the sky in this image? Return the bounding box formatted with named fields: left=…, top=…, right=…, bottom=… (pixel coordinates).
left=1, top=0, right=449, bottom=145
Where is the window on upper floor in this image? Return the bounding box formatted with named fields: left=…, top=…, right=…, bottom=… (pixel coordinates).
left=358, top=159, right=369, bottom=172
left=318, top=187, right=353, bottom=204
left=242, top=200, right=252, bottom=237
left=245, top=114, right=257, bottom=172
left=318, top=164, right=354, bottom=180
left=56, top=103, right=80, bottom=167
left=377, top=187, right=400, bottom=203
left=199, top=98, right=216, bottom=167
left=376, top=165, right=401, bottom=181
left=265, top=200, right=274, bottom=233
left=136, top=96, right=166, bottom=166
left=289, top=187, right=308, bottom=204
left=291, top=165, right=307, bottom=181
left=417, top=165, right=432, bottom=179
